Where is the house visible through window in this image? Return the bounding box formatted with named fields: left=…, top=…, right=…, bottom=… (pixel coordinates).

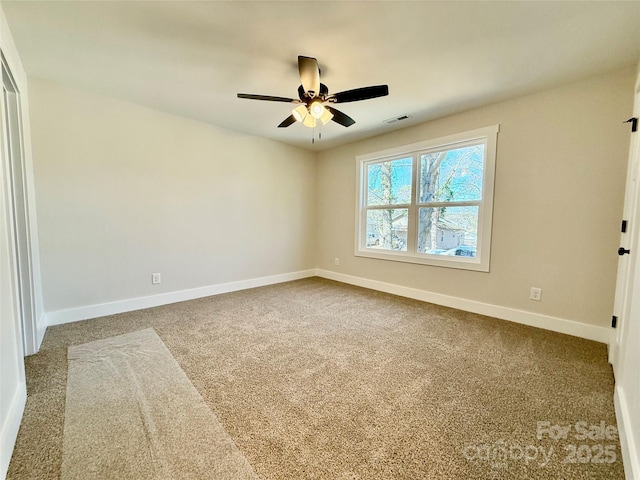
left=355, top=125, right=499, bottom=271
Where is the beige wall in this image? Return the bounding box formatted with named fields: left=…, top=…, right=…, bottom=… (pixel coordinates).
left=317, top=68, right=635, bottom=328
left=28, top=78, right=316, bottom=313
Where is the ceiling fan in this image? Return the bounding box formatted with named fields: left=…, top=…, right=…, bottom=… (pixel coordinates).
left=237, top=56, right=389, bottom=129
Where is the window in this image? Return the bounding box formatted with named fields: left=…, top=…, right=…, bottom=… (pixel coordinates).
left=355, top=125, right=499, bottom=271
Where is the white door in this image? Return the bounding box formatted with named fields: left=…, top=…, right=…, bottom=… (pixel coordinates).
left=610, top=79, right=640, bottom=372
left=609, top=71, right=640, bottom=479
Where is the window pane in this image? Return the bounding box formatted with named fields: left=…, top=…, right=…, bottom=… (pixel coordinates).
left=417, top=206, right=478, bottom=256
left=419, top=144, right=484, bottom=203
left=366, top=209, right=408, bottom=251
left=367, top=157, right=412, bottom=206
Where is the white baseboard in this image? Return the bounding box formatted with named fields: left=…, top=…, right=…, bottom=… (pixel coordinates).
left=46, top=269, right=316, bottom=326
left=45, top=268, right=609, bottom=343
left=316, top=269, right=609, bottom=343
left=0, top=381, right=26, bottom=480
left=615, top=386, right=639, bottom=480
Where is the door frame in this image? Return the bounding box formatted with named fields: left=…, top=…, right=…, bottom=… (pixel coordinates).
left=1, top=54, right=37, bottom=356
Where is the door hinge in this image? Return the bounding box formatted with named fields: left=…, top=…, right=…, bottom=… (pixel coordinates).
left=624, top=117, right=638, bottom=132
left=611, top=315, right=618, bottom=328
left=621, top=220, right=628, bottom=233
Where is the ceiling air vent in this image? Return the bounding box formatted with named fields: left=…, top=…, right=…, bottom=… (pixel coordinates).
left=384, top=114, right=411, bottom=124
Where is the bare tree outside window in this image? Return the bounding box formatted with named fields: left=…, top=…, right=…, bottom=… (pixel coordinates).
left=417, top=145, right=484, bottom=255
left=365, top=157, right=411, bottom=251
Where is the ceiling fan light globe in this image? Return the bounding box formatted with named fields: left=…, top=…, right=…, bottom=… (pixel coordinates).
left=320, top=109, right=334, bottom=125
left=310, top=101, right=325, bottom=119
left=303, top=114, right=317, bottom=128
left=292, top=104, right=308, bottom=122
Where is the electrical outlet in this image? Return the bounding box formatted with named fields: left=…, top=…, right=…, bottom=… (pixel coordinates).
left=152, top=273, right=161, bottom=285
left=334, top=258, right=340, bottom=266
left=530, top=287, right=542, bottom=301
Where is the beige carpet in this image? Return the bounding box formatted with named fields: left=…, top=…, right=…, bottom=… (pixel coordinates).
left=7, top=278, right=624, bottom=479
left=62, top=328, right=258, bottom=479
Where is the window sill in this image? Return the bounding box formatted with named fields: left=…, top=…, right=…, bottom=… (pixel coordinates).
left=354, top=249, right=490, bottom=272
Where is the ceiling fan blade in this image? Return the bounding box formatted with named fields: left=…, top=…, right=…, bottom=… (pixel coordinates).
left=331, top=85, right=389, bottom=103
left=327, top=106, right=355, bottom=127
left=298, top=56, right=320, bottom=96
left=278, top=115, right=297, bottom=128
left=237, top=93, right=298, bottom=103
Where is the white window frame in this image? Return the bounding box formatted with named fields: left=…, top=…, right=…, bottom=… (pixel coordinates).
left=355, top=125, right=499, bottom=272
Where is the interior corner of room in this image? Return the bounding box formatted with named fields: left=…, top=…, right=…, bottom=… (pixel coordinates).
left=1, top=2, right=639, bottom=479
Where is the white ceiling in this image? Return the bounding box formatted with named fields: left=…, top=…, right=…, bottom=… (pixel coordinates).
left=2, top=1, right=639, bottom=151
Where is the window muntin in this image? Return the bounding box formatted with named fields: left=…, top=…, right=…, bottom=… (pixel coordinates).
left=356, top=125, right=498, bottom=271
